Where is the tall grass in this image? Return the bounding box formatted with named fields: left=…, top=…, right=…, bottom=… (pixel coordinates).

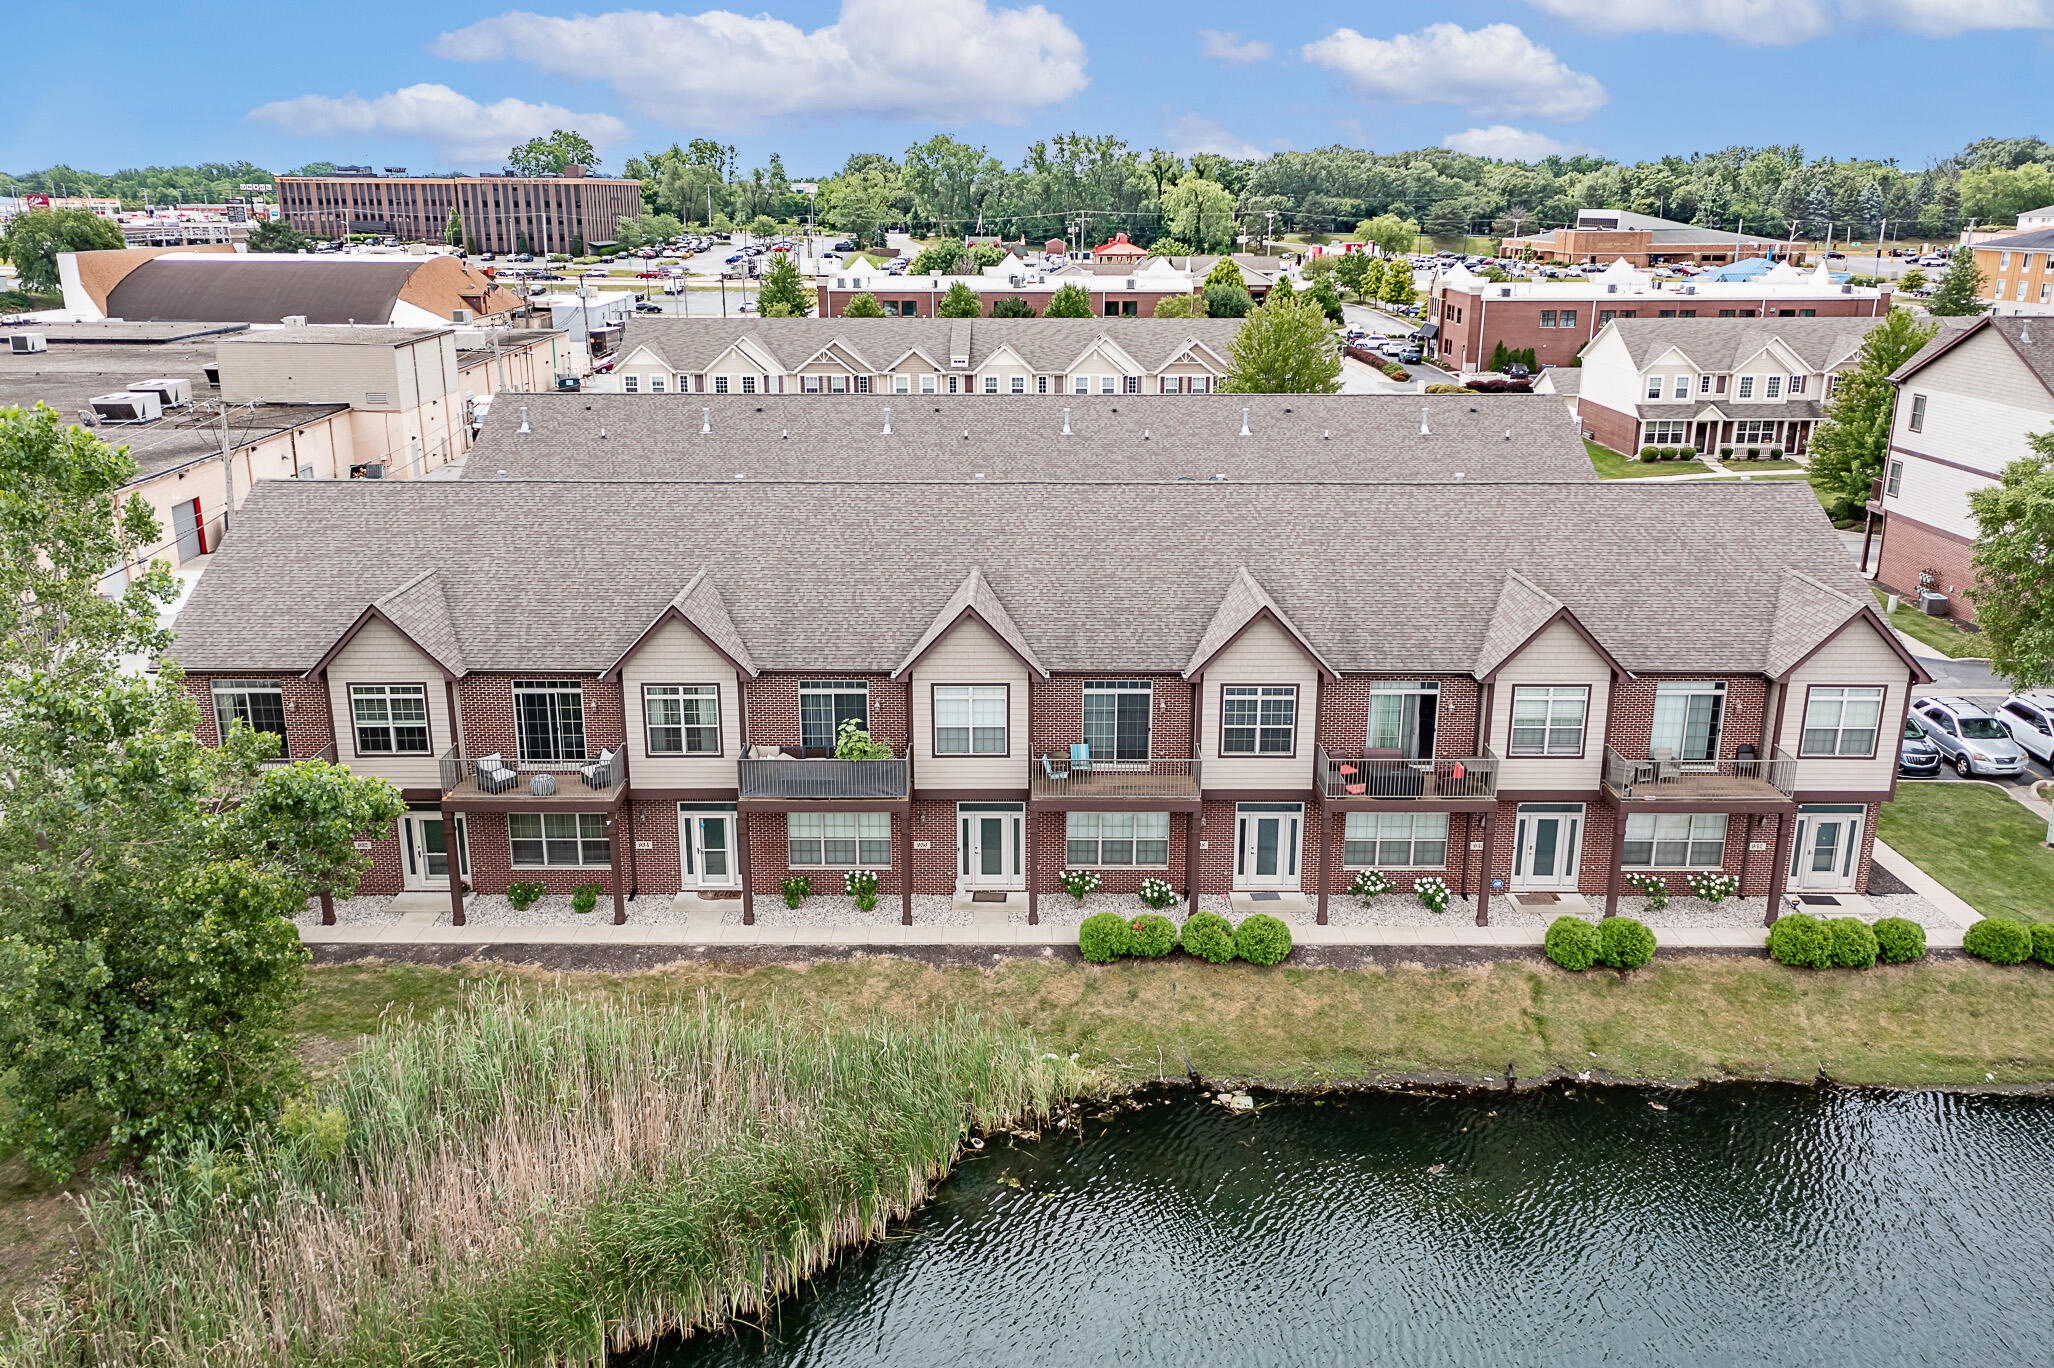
left=16, top=988, right=1089, bottom=1367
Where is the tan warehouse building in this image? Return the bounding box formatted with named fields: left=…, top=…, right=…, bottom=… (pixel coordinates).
left=275, top=169, right=641, bottom=254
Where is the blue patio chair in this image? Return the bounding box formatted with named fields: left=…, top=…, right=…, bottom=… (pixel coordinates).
left=1070, top=742, right=1092, bottom=773
left=1041, top=754, right=1069, bottom=782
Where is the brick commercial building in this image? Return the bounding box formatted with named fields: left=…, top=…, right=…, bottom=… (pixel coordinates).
left=274, top=169, right=641, bottom=254
left=1970, top=227, right=2054, bottom=315
left=1503, top=209, right=1790, bottom=268
left=1426, top=259, right=1891, bottom=375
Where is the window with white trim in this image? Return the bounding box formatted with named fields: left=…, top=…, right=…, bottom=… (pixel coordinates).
left=920, top=374, right=936, bottom=394
left=1644, top=420, right=1690, bottom=445
left=1651, top=680, right=1724, bottom=760
left=1221, top=685, right=1296, bottom=755
left=933, top=685, right=1007, bottom=754
left=1789, top=374, right=1805, bottom=395
left=1100, top=375, right=1117, bottom=394
left=1646, top=375, right=1664, bottom=400
left=1672, top=375, right=1689, bottom=399
left=1065, top=811, right=1170, bottom=866
left=1083, top=680, right=1152, bottom=762
left=788, top=812, right=892, bottom=866
left=1765, top=375, right=1782, bottom=399
left=650, top=375, right=666, bottom=393
left=351, top=683, right=429, bottom=754
left=800, top=680, right=869, bottom=751
left=894, top=374, right=911, bottom=394
left=622, top=374, right=639, bottom=392
left=1737, top=375, right=1755, bottom=399
left=1342, top=812, right=1449, bottom=867
left=803, top=375, right=821, bottom=393
left=1886, top=459, right=1903, bottom=496
left=513, top=680, right=585, bottom=762
left=1509, top=686, right=1587, bottom=756
left=1699, top=374, right=1713, bottom=394
left=1734, top=419, right=1772, bottom=444
left=713, top=376, right=729, bottom=393
left=831, top=375, right=848, bottom=393
left=213, top=679, right=286, bottom=747
left=1622, top=813, right=1727, bottom=868
left=1124, top=375, right=1140, bottom=394
left=1800, top=686, right=1884, bottom=757
left=983, top=374, right=998, bottom=393
left=1908, top=394, right=1926, bottom=431
left=1037, top=375, right=1050, bottom=394
left=644, top=684, right=720, bottom=755
left=1011, top=375, right=1025, bottom=393
left=1072, top=375, right=1089, bottom=394
left=509, top=812, right=609, bottom=866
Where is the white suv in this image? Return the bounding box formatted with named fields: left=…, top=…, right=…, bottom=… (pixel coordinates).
left=1913, top=697, right=2031, bottom=778
left=1998, top=694, right=2054, bottom=764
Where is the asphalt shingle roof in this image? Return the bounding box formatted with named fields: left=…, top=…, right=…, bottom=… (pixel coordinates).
left=615, top=316, right=1246, bottom=375
left=1607, top=316, right=1879, bottom=374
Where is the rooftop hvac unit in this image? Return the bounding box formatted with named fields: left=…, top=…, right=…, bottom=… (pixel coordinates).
left=1499, top=287, right=1512, bottom=297
left=202, top=362, right=220, bottom=387
left=361, top=463, right=385, bottom=480
left=1126, top=278, right=1137, bottom=289
left=556, top=374, right=582, bottom=391
left=281, top=314, right=308, bottom=327
left=9, top=332, right=48, bottom=354
left=90, top=391, right=164, bottom=423
left=131, top=377, right=193, bottom=408
left=1682, top=285, right=1698, bottom=295
left=1842, top=284, right=1853, bottom=294
left=1605, top=283, right=1620, bottom=293
left=451, top=308, right=473, bottom=322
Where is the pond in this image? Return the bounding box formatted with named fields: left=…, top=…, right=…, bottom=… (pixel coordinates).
left=635, top=1084, right=2054, bottom=1366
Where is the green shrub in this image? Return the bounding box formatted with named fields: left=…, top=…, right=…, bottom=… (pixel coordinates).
left=1128, top=912, right=1177, bottom=958
left=506, top=880, right=545, bottom=911
left=780, top=874, right=812, bottom=908
left=1060, top=868, right=1102, bottom=903
left=1640, top=446, right=1660, bottom=461
left=1826, top=916, right=1879, bottom=969
left=1768, top=447, right=1784, bottom=459
left=1659, top=446, right=1678, bottom=460
left=1686, top=872, right=1739, bottom=904
left=1180, top=910, right=1236, bottom=964
left=1720, top=446, right=1734, bottom=458
left=1350, top=869, right=1393, bottom=900
left=1767, top=912, right=1832, bottom=967
left=1544, top=915, right=1600, bottom=971
left=1138, top=877, right=1177, bottom=910
left=2033, top=923, right=2054, bottom=967
left=1873, top=916, right=1927, bottom=963
left=1965, top=917, right=2033, bottom=965
left=1415, top=876, right=1451, bottom=914
left=570, top=882, right=601, bottom=916
left=1597, top=916, right=1656, bottom=969
left=1233, top=913, right=1293, bottom=966
left=1078, top=911, right=1131, bottom=963
left=1622, top=872, right=1668, bottom=911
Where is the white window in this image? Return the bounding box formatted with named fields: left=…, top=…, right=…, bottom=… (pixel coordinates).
left=1064, top=811, right=1170, bottom=866
left=513, top=680, right=585, bottom=762
left=1368, top=680, right=1437, bottom=757
left=1037, top=375, right=1050, bottom=394
left=741, top=375, right=757, bottom=394
left=803, top=375, right=821, bottom=393
left=1509, top=686, right=1587, bottom=757
left=1072, top=375, right=1089, bottom=394
left=351, top=683, right=429, bottom=754
left=1886, top=459, right=1903, bottom=496
left=1672, top=375, right=1689, bottom=399
left=920, top=374, right=937, bottom=394
left=509, top=812, right=609, bottom=866
left=1342, top=812, right=1449, bottom=867
left=1100, top=375, right=1117, bottom=394
left=1789, top=374, right=1805, bottom=395
left=1765, top=375, right=1782, bottom=399
left=213, top=679, right=287, bottom=746
left=1124, top=375, right=1141, bottom=394
left=1622, top=813, right=1727, bottom=868
left=788, top=812, right=892, bottom=866
left=1647, top=375, right=1664, bottom=400
left=1651, top=681, right=1724, bottom=760
left=1644, top=421, right=1690, bottom=445
left=933, top=685, right=1007, bottom=755
left=948, top=375, right=960, bottom=394
left=1908, top=394, right=1925, bottom=431
left=894, top=374, right=911, bottom=394
left=800, top=680, right=869, bottom=751
left=1801, top=686, right=1884, bottom=757
left=1734, top=419, right=1772, bottom=444
left=644, top=683, right=720, bottom=755
left=1221, top=685, right=1296, bottom=755
left=1011, top=375, right=1025, bottom=393
left=1737, top=375, right=1755, bottom=399
left=713, top=376, right=729, bottom=393
left=2019, top=280, right=2031, bottom=302
left=1699, top=374, right=1713, bottom=394
left=623, top=374, right=639, bottom=393
left=983, top=374, right=998, bottom=393
left=830, top=375, right=848, bottom=394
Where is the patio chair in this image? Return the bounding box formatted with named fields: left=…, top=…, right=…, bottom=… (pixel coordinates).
left=1041, top=754, right=1070, bottom=782
left=579, top=747, right=618, bottom=790
left=1069, top=742, right=1092, bottom=773
left=475, top=752, right=518, bottom=794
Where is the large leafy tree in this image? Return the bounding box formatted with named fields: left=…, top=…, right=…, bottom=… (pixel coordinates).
left=1806, top=308, right=1937, bottom=518
left=0, top=404, right=406, bottom=1174
left=0, top=207, right=123, bottom=289
left=936, top=281, right=983, bottom=318
left=1928, top=247, right=1990, bottom=317
left=1205, top=257, right=1246, bottom=289
left=1221, top=292, right=1342, bottom=393
left=840, top=291, right=886, bottom=318
left=1356, top=213, right=1420, bottom=256
left=507, top=129, right=601, bottom=176
left=1043, top=283, right=1093, bottom=318
left=1163, top=176, right=1237, bottom=252
left=1151, top=293, right=1206, bottom=319
left=1202, top=283, right=1254, bottom=318
left=756, top=252, right=811, bottom=317
left=1967, top=429, right=2054, bottom=687
left=246, top=219, right=311, bottom=254
left=445, top=207, right=465, bottom=248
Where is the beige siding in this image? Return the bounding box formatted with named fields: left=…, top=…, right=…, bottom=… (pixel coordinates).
left=1201, top=616, right=1319, bottom=789
left=1885, top=330, right=2054, bottom=538
left=911, top=618, right=1030, bottom=789
left=1491, top=619, right=1613, bottom=790
left=326, top=618, right=452, bottom=787
left=620, top=619, right=743, bottom=787
left=1782, top=618, right=1906, bottom=793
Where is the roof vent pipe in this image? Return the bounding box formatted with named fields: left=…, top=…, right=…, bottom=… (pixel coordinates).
left=1143, top=429, right=1150, bottom=440
left=598, top=427, right=606, bottom=439
left=1455, top=472, right=1465, bottom=481
left=1239, top=407, right=1251, bottom=437
left=701, top=408, right=711, bottom=435
left=495, top=468, right=507, bottom=479
left=781, top=429, right=788, bottom=439
left=517, top=405, right=530, bottom=434
left=1062, top=407, right=1072, bottom=436
left=1504, top=428, right=1512, bottom=441
left=1420, top=406, right=1430, bottom=436
left=882, top=406, right=892, bottom=435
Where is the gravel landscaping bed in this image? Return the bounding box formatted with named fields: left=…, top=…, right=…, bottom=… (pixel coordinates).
left=1291, top=893, right=1505, bottom=926
left=295, top=896, right=392, bottom=928
left=1013, top=893, right=1181, bottom=927
left=722, top=893, right=968, bottom=927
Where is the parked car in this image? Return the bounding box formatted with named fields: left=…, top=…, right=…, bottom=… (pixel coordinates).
left=1899, top=715, right=1942, bottom=777
left=1997, top=693, right=2054, bottom=764
left=635, top=301, right=664, bottom=313
left=1912, top=697, right=2031, bottom=778
left=1398, top=346, right=1423, bottom=363
left=1505, top=362, right=1531, bottom=380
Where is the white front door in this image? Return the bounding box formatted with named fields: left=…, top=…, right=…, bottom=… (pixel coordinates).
left=679, top=807, right=739, bottom=889
left=958, top=803, right=1025, bottom=890
left=1512, top=804, right=1582, bottom=891
left=400, top=811, right=467, bottom=891
left=1790, top=807, right=1863, bottom=892
left=1234, top=804, right=1302, bottom=890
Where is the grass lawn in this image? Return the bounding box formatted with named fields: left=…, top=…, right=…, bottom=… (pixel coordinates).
left=1879, top=782, right=2054, bottom=921
left=1715, top=457, right=1806, bottom=472
left=1872, top=588, right=1989, bottom=659
left=1586, top=438, right=1710, bottom=479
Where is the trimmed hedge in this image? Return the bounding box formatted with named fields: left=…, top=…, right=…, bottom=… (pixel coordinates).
left=1597, top=917, right=1656, bottom=969
left=1128, top=912, right=1178, bottom=958
left=1544, top=915, right=1600, bottom=971
left=2032, top=923, right=2054, bottom=968
left=1767, top=912, right=1832, bottom=968
left=1180, top=910, right=1236, bottom=964
left=1964, top=918, right=2033, bottom=965
left=1078, top=911, right=1131, bottom=963
left=1873, top=917, right=1927, bottom=963
left=1826, top=916, right=1879, bottom=970
left=1233, top=913, right=1293, bottom=965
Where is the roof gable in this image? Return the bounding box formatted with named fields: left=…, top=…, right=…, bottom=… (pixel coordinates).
left=1766, top=572, right=1927, bottom=683
left=605, top=570, right=758, bottom=679
left=1183, top=567, right=1335, bottom=678
left=305, top=570, right=466, bottom=679
left=892, top=568, right=1047, bottom=679
left=1475, top=569, right=1629, bottom=681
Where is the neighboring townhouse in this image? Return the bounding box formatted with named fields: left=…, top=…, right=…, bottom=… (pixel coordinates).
left=599, top=318, right=1244, bottom=396
left=1970, top=228, right=2054, bottom=314
left=1575, top=316, right=1878, bottom=456
left=817, top=256, right=1201, bottom=318
left=2017, top=206, right=2054, bottom=232
left=1502, top=209, right=1791, bottom=267
left=1426, top=259, right=1890, bottom=374
left=170, top=479, right=1919, bottom=927
left=1871, top=316, right=2054, bottom=619
left=462, top=393, right=1600, bottom=483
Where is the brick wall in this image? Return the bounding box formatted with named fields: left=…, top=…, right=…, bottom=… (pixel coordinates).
left=183, top=672, right=336, bottom=756
left=1027, top=675, right=1196, bottom=757
left=1315, top=675, right=1482, bottom=757
left=1605, top=674, right=1770, bottom=759
left=1874, top=512, right=1981, bottom=621
left=741, top=673, right=908, bottom=751
left=455, top=675, right=625, bottom=758
left=1580, top=400, right=1642, bottom=455
left=463, top=809, right=625, bottom=898
left=1031, top=807, right=1192, bottom=896
left=743, top=807, right=912, bottom=899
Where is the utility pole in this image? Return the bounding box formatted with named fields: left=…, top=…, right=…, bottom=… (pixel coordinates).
left=218, top=401, right=235, bottom=540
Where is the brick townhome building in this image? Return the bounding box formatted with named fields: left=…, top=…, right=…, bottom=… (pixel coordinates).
left=172, top=475, right=1921, bottom=928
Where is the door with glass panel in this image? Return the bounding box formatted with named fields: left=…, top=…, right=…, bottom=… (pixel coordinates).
left=958, top=802, right=1024, bottom=890
left=1234, top=803, right=1302, bottom=890
left=1512, top=803, right=1582, bottom=891
left=678, top=804, right=738, bottom=889
left=1651, top=681, right=1725, bottom=763
left=399, top=810, right=468, bottom=891
left=1790, top=806, right=1863, bottom=892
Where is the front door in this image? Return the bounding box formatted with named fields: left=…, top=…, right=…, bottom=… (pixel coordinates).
left=959, top=803, right=1024, bottom=890
left=1234, top=803, right=1302, bottom=890
left=1512, top=804, right=1582, bottom=891
left=1790, top=806, right=1863, bottom=892
left=679, top=806, right=738, bottom=889
left=400, top=810, right=468, bottom=891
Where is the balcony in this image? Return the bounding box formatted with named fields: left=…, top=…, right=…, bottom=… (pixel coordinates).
left=1028, top=754, right=1202, bottom=807
left=439, top=746, right=629, bottom=805
left=1316, top=746, right=1499, bottom=807
left=1602, top=747, right=1795, bottom=805
left=259, top=741, right=338, bottom=769
left=738, top=744, right=908, bottom=803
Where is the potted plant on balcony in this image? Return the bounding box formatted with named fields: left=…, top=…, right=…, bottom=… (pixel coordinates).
left=834, top=719, right=894, bottom=760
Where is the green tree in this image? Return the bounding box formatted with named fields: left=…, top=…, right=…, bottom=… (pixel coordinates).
left=1333, top=251, right=1371, bottom=300
left=756, top=252, right=812, bottom=317
left=1807, top=308, right=1937, bottom=518
left=445, top=207, right=464, bottom=248
left=840, top=291, right=887, bottom=318
left=910, top=242, right=965, bottom=275
left=1378, top=261, right=1417, bottom=307
left=1357, top=213, right=1420, bottom=256
left=990, top=295, right=1036, bottom=317
left=1147, top=237, right=1193, bottom=257
left=1928, top=247, right=1990, bottom=316
left=1205, top=257, right=1246, bottom=289
left=516, top=227, right=532, bottom=255
left=936, top=281, right=983, bottom=317
left=507, top=129, right=601, bottom=176
left=1151, top=293, right=1207, bottom=319
left=1163, top=175, right=1237, bottom=252
left=1967, top=428, right=2054, bottom=686
left=245, top=219, right=312, bottom=254
left=1043, top=282, right=1093, bottom=317
left=0, top=207, right=123, bottom=289
left=1221, top=292, right=1342, bottom=394
left=1901, top=267, right=1927, bottom=293
left=1203, top=283, right=1254, bottom=318
left=0, top=404, right=407, bottom=1174
left=1305, top=272, right=1344, bottom=324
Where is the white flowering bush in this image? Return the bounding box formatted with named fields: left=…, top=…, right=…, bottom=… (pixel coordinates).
left=1415, top=876, right=1451, bottom=914
left=1061, top=868, right=1102, bottom=903
left=844, top=868, right=880, bottom=912
left=1138, top=877, right=1177, bottom=910
left=1622, top=872, right=1669, bottom=911
left=1349, top=869, right=1393, bottom=901
left=1687, top=871, right=1740, bottom=904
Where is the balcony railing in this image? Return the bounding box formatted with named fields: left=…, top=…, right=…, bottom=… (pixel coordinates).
left=1029, top=754, right=1201, bottom=804
left=738, top=744, right=908, bottom=801
left=1316, top=746, right=1499, bottom=802
left=259, top=741, right=338, bottom=769
left=1602, top=746, right=1795, bottom=802
left=439, top=745, right=629, bottom=801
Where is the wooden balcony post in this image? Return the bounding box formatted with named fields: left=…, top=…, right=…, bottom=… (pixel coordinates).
left=1763, top=811, right=1793, bottom=926
left=1316, top=804, right=1330, bottom=925
left=1027, top=809, right=1039, bottom=924
left=442, top=803, right=465, bottom=927
left=609, top=810, right=627, bottom=924
left=1184, top=810, right=1199, bottom=916
left=1603, top=810, right=1626, bottom=917
left=738, top=810, right=754, bottom=925
left=900, top=804, right=912, bottom=925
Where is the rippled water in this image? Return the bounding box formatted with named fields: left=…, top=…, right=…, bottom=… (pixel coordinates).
left=637, top=1085, right=2054, bottom=1367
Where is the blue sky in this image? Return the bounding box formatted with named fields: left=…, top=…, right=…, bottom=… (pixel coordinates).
left=8, top=1, right=2052, bottom=176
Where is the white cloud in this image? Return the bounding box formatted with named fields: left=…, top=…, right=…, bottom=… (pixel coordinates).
left=1441, top=125, right=1594, bottom=161
left=1300, top=23, right=1608, bottom=121
left=1849, top=0, right=2053, bottom=34
left=433, top=0, right=1089, bottom=129
left=248, top=84, right=629, bottom=164
left=1198, top=29, right=1272, bottom=64
left=1524, top=0, right=2049, bottom=44
left=1165, top=114, right=1266, bottom=160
